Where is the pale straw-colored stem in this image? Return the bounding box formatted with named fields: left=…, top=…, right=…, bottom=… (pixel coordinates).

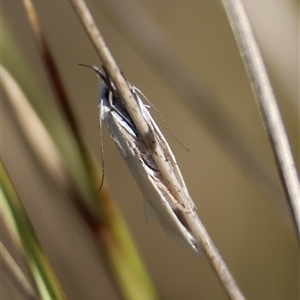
left=69, top=1, right=246, bottom=299
left=221, top=0, right=300, bottom=238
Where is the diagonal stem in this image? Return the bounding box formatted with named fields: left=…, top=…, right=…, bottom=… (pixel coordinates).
left=221, top=0, right=300, bottom=238
left=69, top=0, right=246, bottom=299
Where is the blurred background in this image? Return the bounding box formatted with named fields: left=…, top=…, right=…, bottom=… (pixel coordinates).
left=2, top=0, right=299, bottom=299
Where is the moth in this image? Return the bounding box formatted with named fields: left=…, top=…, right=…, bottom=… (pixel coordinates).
left=83, top=65, right=200, bottom=252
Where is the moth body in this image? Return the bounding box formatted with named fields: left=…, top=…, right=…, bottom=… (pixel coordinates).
left=93, top=66, right=200, bottom=253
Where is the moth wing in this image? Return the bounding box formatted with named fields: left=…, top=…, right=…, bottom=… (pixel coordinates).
left=137, top=96, right=195, bottom=212
left=143, top=197, right=157, bottom=222
left=98, top=88, right=199, bottom=252
left=101, top=103, right=199, bottom=252
left=143, top=176, right=199, bottom=252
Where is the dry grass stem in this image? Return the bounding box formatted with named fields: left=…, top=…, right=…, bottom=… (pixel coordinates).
left=185, top=211, right=245, bottom=300
left=69, top=0, right=154, bottom=149
left=69, top=0, right=245, bottom=299
left=221, top=0, right=300, bottom=238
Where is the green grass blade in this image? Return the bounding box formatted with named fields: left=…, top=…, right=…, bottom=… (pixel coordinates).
left=1, top=158, right=67, bottom=300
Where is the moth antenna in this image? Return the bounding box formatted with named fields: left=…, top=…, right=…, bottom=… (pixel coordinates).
left=79, top=63, right=114, bottom=92
left=133, top=87, right=190, bottom=152
left=98, top=98, right=105, bottom=193
left=101, top=66, right=116, bottom=93
left=79, top=63, right=106, bottom=192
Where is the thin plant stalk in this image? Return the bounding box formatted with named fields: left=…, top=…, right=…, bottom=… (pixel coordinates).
left=69, top=0, right=154, bottom=148
left=221, top=0, right=300, bottom=238
left=68, top=1, right=245, bottom=299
